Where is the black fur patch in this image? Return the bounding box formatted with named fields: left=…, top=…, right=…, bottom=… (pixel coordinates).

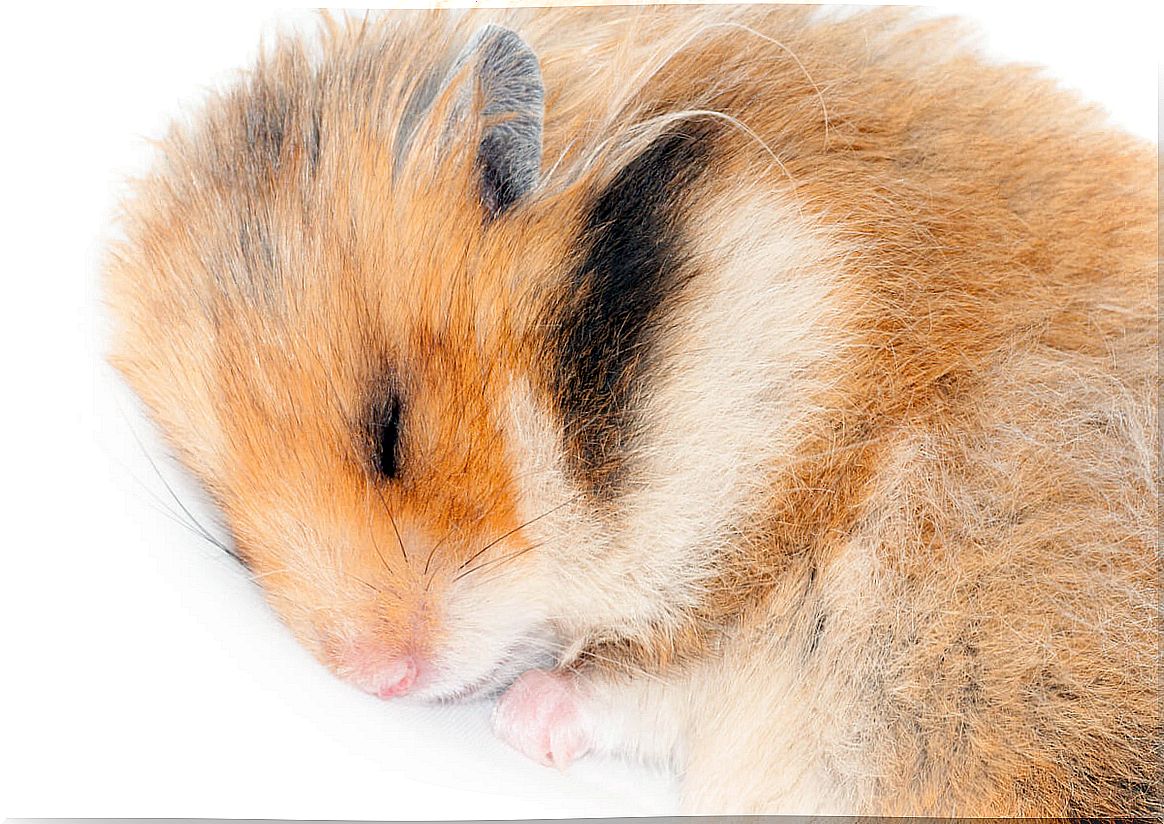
left=549, top=124, right=715, bottom=496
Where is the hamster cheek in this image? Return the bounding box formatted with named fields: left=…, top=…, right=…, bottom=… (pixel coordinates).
left=491, top=669, right=594, bottom=769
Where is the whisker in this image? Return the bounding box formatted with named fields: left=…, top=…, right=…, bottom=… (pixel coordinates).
left=379, top=486, right=410, bottom=563
left=351, top=572, right=405, bottom=601
left=141, top=498, right=233, bottom=556
left=362, top=480, right=396, bottom=576
left=454, top=538, right=553, bottom=584
left=455, top=496, right=579, bottom=576
left=118, top=405, right=242, bottom=564
left=425, top=484, right=509, bottom=584
left=423, top=529, right=450, bottom=580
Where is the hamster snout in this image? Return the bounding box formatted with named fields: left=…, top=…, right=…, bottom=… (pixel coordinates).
left=336, top=644, right=418, bottom=699
left=321, top=604, right=555, bottom=702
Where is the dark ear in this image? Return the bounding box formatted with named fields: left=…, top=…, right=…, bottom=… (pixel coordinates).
left=455, top=25, right=544, bottom=217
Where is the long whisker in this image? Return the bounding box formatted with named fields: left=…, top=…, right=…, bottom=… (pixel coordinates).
left=423, top=528, right=451, bottom=580
left=424, top=434, right=493, bottom=579
left=453, top=539, right=549, bottom=584
left=377, top=484, right=409, bottom=563
left=117, top=449, right=229, bottom=552
left=141, top=498, right=234, bottom=556
left=119, top=406, right=242, bottom=564
left=363, top=480, right=395, bottom=576
left=424, top=483, right=509, bottom=583
left=455, top=495, right=579, bottom=576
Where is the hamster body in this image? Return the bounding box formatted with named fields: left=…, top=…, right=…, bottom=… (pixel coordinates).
left=106, top=6, right=1159, bottom=816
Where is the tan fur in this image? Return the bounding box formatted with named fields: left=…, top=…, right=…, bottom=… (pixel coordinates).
left=106, top=5, right=1159, bottom=816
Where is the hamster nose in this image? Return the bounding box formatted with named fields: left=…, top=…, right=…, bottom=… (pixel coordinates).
left=337, top=641, right=422, bottom=699
left=365, top=656, right=418, bottom=699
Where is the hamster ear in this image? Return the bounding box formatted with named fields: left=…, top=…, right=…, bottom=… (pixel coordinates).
left=454, top=25, right=544, bottom=217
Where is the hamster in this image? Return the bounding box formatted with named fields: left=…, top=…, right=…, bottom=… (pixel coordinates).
left=105, top=5, right=1159, bottom=816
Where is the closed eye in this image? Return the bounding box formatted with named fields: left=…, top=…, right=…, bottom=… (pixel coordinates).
left=372, top=394, right=403, bottom=479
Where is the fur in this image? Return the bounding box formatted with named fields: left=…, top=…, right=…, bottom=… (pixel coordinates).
left=106, top=5, right=1159, bottom=816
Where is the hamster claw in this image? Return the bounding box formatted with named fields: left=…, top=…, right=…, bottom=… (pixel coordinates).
left=491, top=669, right=592, bottom=769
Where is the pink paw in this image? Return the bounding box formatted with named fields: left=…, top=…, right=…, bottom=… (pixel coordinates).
left=492, top=669, right=592, bottom=769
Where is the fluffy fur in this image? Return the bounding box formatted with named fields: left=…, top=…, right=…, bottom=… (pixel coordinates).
left=106, top=5, right=1160, bottom=816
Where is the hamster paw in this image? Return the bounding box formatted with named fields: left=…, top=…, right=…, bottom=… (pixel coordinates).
left=492, top=669, right=592, bottom=769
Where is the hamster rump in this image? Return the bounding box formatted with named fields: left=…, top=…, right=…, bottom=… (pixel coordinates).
left=106, top=5, right=1159, bottom=817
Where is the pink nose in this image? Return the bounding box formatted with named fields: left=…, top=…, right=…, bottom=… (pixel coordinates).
left=363, top=656, right=417, bottom=699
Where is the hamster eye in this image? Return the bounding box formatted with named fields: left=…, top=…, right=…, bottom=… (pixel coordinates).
left=371, top=394, right=403, bottom=480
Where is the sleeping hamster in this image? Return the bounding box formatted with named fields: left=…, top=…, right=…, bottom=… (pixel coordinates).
left=105, top=5, right=1160, bottom=816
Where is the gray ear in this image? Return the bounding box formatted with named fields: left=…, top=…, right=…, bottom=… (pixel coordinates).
left=456, top=25, right=544, bottom=217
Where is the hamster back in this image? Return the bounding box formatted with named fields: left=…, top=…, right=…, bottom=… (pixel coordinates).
left=106, top=6, right=1159, bottom=816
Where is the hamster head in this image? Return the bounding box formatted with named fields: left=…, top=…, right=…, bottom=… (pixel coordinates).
left=107, top=18, right=741, bottom=701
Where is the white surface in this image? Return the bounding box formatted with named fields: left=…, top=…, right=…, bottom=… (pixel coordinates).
left=2, top=3, right=1157, bottom=819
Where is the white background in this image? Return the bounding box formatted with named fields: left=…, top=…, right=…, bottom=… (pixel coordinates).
left=2, top=3, right=1158, bottom=819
